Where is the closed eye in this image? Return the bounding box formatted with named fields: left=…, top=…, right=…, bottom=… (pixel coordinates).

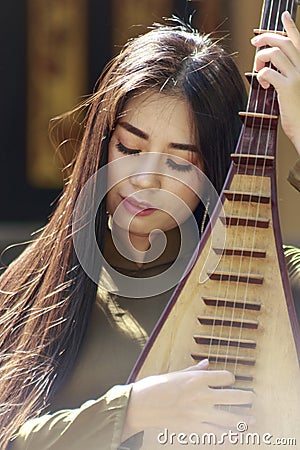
left=116, top=141, right=193, bottom=172
left=166, top=157, right=193, bottom=172
left=116, top=141, right=140, bottom=155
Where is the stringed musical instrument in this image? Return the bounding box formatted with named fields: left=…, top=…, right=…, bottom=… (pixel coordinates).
left=128, top=1, right=300, bottom=448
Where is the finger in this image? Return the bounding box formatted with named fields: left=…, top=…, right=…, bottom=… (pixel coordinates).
left=254, top=46, right=294, bottom=75
left=200, top=370, right=235, bottom=387
left=211, top=388, right=255, bottom=406
left=181, top=367, right=235, bottom=386
left=282, top=11, right=300, bottom=49
left=183, top=359, right=209, bottom=372
left=256, top=66, right=286, bottom=90
left=251, top=34, right=300, bottom=68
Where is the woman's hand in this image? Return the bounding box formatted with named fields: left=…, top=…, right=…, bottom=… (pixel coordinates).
left=251, top=11, right=300, bottom=156
left=122, top=360, right=254, bottom=441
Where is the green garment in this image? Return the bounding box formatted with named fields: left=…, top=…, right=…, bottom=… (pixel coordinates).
left=10, top=228, right=182, bottom=450
left=9, top=161, right=300, bottom=450
left=10, top=385, right=133, bottom=450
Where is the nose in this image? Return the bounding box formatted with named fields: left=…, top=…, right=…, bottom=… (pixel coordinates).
left=129, top=153, right=162, bottom=189
left=130, top=171, right=161, bottom=190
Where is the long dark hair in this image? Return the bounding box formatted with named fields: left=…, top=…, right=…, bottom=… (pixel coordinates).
left=0, top=20, right=246, bottom=448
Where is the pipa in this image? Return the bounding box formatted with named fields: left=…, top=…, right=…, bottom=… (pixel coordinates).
left=128, top=1, right=300, bottom=448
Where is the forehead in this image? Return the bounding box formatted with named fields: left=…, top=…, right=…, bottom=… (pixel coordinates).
left=120, top=92, right=195, bottom=142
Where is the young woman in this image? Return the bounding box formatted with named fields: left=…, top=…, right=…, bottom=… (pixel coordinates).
left=1, top=11, right=300, bottom=450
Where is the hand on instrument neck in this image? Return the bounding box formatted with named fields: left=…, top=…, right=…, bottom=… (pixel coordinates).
left=251, top=11, right=300, bottom=157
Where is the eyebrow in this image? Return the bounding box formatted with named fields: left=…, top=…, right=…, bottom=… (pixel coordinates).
left=119, top=121, right=148, bottom=139
left=118, top=121, right=198, bottom=152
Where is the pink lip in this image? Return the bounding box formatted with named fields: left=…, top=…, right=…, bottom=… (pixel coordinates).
left=120, top=196, right=158, bottom=216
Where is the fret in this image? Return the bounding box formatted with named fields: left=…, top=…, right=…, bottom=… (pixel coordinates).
left=191, top=353, right=256, bottom=366
left=253, top=28, right=287, bottom=36
left=194, top=335, right=257, bottom=349
left=231, top=153, right=275, bottom=166
left=213, top=247, right=267, bottom=258
left=239, top=111, right=278, bottom=129
left=223, top=189, right=270, bottom=204
left=235, top=374, right=254, bottom=382
left=220, top=215, right=270, bottom=228
left=207, top=271, right=264, bottom=284
left=201, top=296, right=262, bottom=311
left=198, top=316, right=259, bottom=329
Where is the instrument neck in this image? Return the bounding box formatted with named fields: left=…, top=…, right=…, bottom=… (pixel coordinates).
left=261, top=0, right=298, bottom=30
left=236, top=0, right=298, bottom=164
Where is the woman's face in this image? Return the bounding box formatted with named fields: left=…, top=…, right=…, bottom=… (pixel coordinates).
left=106, top=92, right=203, bottom=249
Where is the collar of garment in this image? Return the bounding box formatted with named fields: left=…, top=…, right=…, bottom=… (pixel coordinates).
left=103, top=225, right=182, bottom=273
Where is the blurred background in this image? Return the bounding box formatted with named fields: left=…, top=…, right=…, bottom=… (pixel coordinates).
left=0, top=0, right=299, bottom=268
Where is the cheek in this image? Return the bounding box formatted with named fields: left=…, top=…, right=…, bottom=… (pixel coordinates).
left=107, top=143, right=126, bottom=196
left=108, top=141, right=118, bottom=163
left=107, top=142, right=133, bottom=188
left=158, top=181, right=200, bottom=228
left=106, top=146, right=122, bottom=214
left=106, top=186, right=116, bottom=215
left=164, top=179, right=200, bottom=211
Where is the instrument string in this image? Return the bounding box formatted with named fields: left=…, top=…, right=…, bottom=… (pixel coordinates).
left=206, top=0, right=267, bottom=376
left=207, top=0, right=291, bottom=410
left=233, top=0, right=273, bottom=360
left=230, top=0, right=289, bottom=410
left=241, top=0, right=296, bottom=383
left=223, top=0, right=275, bottom=396
left=216, top=0, right=269, bottom=379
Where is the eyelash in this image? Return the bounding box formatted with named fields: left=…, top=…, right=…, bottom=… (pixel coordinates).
left=166, top=158, right=193, bottom=173
left=116, top=141, right=140, bottom=156
left=116, top=141, right=193, bottom=173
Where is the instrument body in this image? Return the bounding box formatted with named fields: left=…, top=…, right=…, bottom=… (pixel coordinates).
left=128, top=1, right=300, bottom=448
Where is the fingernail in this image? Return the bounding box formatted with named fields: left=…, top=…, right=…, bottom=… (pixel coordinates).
left=282, top=11, right=292, bottom=21
left=251, top=36, right=259, bottom=44
left=198, top=359, right=209, bottom=367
